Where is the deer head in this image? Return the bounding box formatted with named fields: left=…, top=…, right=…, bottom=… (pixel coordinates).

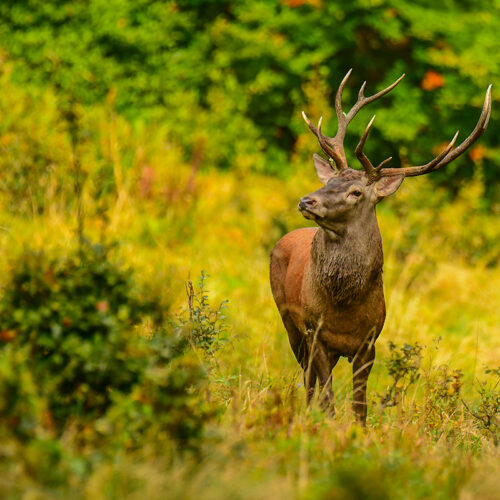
left=299, top=70, right=492, bottom=234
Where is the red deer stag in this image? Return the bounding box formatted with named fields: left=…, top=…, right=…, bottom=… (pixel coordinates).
left=270, top=70, right=491, bottom=425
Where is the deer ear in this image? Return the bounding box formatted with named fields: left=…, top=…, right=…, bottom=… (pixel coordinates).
left=313, top=154, right=336, bottom=184
left=373, top=174, right=404, bottom=201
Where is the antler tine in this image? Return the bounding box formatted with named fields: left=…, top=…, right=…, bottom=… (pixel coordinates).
left=344, top=74, right=406, bottom=127
left=335, top=68, right=353, bottom=126
left=358, top=81, right=367, bottom=99
left=378, top=84, right=492, bottom=179
left=424, top=84, right=491, bottom=170
left=355, top=115, right=378, bottom=180
left=301, top=111, right=342, bottom=167
left=377, top=157, right=393, bottom=169
left=317, top=116, right=344, bottom=168
left=301, top=112, right=343, bottom=170
left=355, top=115, right=394, bottom=180
left=301, top=110, right=318, bottom=135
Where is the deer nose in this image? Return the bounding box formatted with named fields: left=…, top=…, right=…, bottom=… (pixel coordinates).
left=298, top=197, right=317, bottom=211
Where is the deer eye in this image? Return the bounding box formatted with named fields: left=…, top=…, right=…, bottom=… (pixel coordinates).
left=350, top=190, right=362, bottom=197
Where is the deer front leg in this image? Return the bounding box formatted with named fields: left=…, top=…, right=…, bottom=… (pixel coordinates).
left=304, top=365, right=317, bottom=405
left=279, top=315, right=319, bottom=405
left=352, top=346, right=375, bottom=426
left=310, top=341, right=339, bottom=415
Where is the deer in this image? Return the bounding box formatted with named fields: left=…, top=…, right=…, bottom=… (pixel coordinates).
left=270, top=69, right=491, bottom=425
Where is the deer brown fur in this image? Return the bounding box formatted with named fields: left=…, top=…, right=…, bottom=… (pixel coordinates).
left=270, top=70, right=491, bottom=425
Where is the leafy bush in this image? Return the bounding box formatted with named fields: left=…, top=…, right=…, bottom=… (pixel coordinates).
left=0, top=244, right=162, bottom=425
left=182, top=270, right=228, bottom=355
left=379, top=341, right=423, bottom=409
left=100, top=330, right=215, bottom=450
left=0, top=244, right=215, bottom=450
left=463, top=367, right=500, bottom=446
left=0, top=243, right=220, bottom=490
left=376, top=341, right=500, bottom=447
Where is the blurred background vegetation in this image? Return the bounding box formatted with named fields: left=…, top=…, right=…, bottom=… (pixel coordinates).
left=0, top=1, right=498, bottom=499
left=1, top=0, right=500, bottom=188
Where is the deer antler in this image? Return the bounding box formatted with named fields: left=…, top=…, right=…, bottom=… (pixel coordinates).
left=355, top=85, right=492, bottom=182
left=302, top=69, right=405, bottom=170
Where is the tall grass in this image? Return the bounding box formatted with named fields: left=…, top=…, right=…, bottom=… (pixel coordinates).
left=0, top=71, right=498, bottom=499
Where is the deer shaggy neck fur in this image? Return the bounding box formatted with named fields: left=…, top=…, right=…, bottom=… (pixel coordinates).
left=310, top=222, right=383, bottom=304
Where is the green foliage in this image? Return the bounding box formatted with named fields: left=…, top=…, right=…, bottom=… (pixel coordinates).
left=95, top=329, right=214, bottom=450
left=383, top=172, right=500, bottom=267
left=379, top=341, right=423, bottom=408
left=0, top=244, right=160, bottom=425
left=0, top=244, right=214, bottom=462
left=463, top=367, right=500, bottom=446
left=377, top=341, right=498, bottom=446
left=0, top=1, right=498, bottom=192
left=181, top=270, right=228, bottom=355
left=0, top=345, right=44, bottom=440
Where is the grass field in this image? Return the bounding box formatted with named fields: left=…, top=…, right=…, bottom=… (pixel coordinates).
left=0, top=73, right=498, bottom=499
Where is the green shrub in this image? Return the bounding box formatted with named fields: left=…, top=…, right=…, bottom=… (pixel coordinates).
left=463, top=367, right=500, bottom=446
left=0, top=244, right=163, bottom=426
left=0, top=243, right=218, bottom=487
left=379, top=341, right=423, bottom=409
left=99, top=330, right=215, bottom=450
left=181, top=270, right=228, bottom=355
left=0, top=244, right=217, bottom=445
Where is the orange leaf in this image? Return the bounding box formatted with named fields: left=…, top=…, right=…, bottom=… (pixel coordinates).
left=469, top=144, right=486, bottom=162
left=421, top=70, right=444, bottom=91
left=0, top=330, right=17, bottom=342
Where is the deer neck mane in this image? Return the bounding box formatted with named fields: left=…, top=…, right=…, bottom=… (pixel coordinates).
left=310, top=218, right=383, bottom=304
